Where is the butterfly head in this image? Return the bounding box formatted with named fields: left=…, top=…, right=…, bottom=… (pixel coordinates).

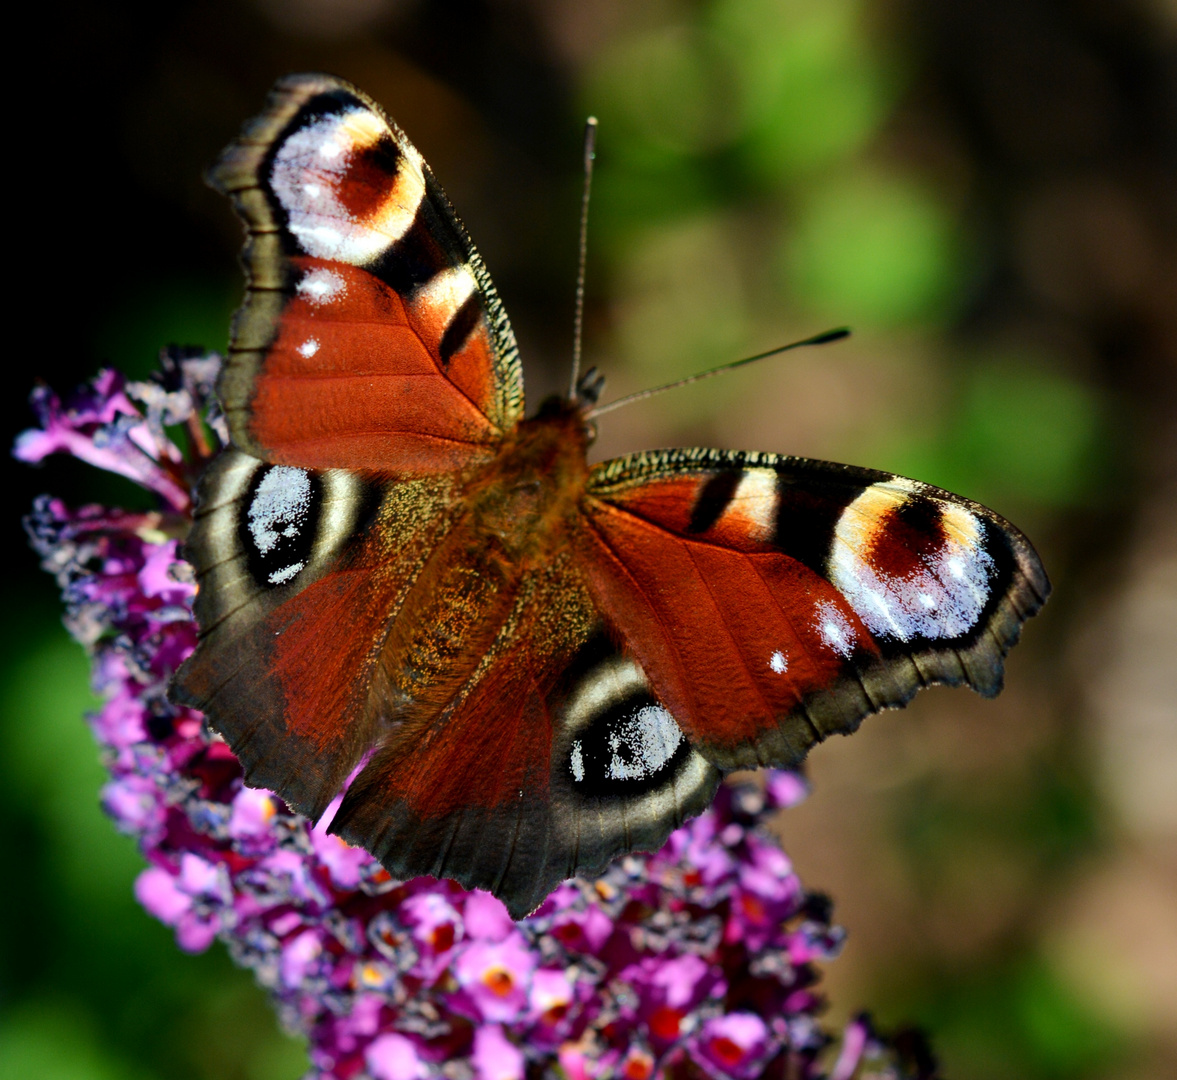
left=573, top=365, right=606, bottom=409
left=530, top=365, right=605, bottom=447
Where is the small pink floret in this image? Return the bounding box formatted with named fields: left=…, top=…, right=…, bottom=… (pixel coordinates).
left=134, top=867, right=190, bottom=925
left=472, top=1025, right=525, bottom=1080
left=365, top=1032, right=430, bottom=1080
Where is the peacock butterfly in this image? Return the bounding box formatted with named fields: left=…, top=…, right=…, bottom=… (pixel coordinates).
left=171, top=74, right=1050, bottom=919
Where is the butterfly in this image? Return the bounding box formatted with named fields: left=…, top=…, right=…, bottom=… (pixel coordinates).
left=171, top=73, right=1050, bottom=919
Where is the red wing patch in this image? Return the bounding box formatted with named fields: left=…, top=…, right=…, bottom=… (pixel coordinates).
left=171, top=451, right=462, bottom=820
left=331, top=631, right=575, bottom=920
left=577, top=498, right=880, bottom=761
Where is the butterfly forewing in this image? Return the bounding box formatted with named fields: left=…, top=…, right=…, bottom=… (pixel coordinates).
left=209, top=74, right=524, bottom=472
left=580, top=450, right=1050, bottom=770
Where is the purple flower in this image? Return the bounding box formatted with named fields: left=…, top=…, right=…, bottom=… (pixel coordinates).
left=529, top=967, right=575, bottom=1035
left=473, top=1024, right=527, bottom=1080
left=135, top=865, right=191, bottom=924
left=621, top=953, right=722, bottom=1046
left=693, top=1014, right=771, bottom=1079
left=310, top=805, right=372, bottom=890
left=16, top=352, right=939, bottom=1080
left=454, top=933, right=536, bottom=1022
left=228, top=786, right=279, bottom=841
left=366, top=1032, right=430, bottom=1080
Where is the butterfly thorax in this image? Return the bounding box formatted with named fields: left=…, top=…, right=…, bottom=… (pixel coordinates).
left=460, top=397, right=592, bottom=562
left=376, top=399, right=593, bottom=711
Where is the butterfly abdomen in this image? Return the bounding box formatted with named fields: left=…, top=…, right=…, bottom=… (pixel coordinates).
left=376, top=524, right=522, bottom=713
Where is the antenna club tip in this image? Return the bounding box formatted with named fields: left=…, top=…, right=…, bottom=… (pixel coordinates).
left=810, top=327, right=851, bottom=345
left=582, top=119, right=598, bottom=166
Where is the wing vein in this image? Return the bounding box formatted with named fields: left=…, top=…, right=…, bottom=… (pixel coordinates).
left=580, top=506, right=700, bottom=725
left=681, top=543, right=777, bottom=723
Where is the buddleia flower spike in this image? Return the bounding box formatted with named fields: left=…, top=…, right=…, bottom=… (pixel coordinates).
left=17, top=350, right=938, bottom=1080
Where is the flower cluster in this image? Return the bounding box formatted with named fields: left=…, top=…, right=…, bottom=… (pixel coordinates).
left=17, top=352, right=936, bottom=1080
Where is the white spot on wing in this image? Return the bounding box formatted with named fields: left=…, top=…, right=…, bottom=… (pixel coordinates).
left=247, top=467, right=314, bottom=587
left=816, top=600, right=857, bottom=658
left=248, top=467, right=312, bottom=555
left=411, top=265, right=477, bottom=326
left=268, top=561, right=305, bottom=585
left=769, top=650, right=788, bottom=674
left=297, top=337, right=321, bottom=358
left=297, top=269, right=346, bottom=305
left=269, top=107, right=427, bottom=266
left=828, top=482, right=995, bottom=643
left=606, top=705, right=682, bottom=781
left=558, top=654, right=718, bottom=830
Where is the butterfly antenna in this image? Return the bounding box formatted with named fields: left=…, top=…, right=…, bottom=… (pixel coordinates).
left=587, top=327, right=851, bottom=418
left=569, top=116, right=598, bottom=401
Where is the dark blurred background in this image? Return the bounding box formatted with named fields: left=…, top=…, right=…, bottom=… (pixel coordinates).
left=2, top=1, right=1174, bottom=1078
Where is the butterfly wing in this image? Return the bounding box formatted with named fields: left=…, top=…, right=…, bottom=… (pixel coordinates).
left=209, top=73, right=524, bottom=472
left=172, top=451, right=468, bottom=820
left=577, top=450, right=1050, bottom=770
left=177, top=455, right=719, bottom=917
left=176, top=75, right=712, bottom=918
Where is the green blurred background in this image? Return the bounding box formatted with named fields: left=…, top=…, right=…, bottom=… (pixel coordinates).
left=2, top=1, right=1174, bottom=1078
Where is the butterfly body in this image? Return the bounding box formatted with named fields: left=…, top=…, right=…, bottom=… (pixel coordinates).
left=373, top=405, right=593, bottom=721
left=461, top=399, right=593, bottom=558
left=172, top=74, right=1049, bottom=917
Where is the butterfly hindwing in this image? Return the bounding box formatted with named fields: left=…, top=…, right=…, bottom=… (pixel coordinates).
left=579, top=450, right=1050, bottom=771
left=175, top=443, right=720, bottom=920
left=172, top=449, right=464, bottom=820
left=209, top=73, right=524, bottom=473
left=328, top=558, right=720, bottom=919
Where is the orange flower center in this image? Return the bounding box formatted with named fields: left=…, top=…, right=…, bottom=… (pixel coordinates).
left=543, top=1003, right=569, bottom=1025
left=622, top=1051, right=654, bottom=1080
left=483, top=966, right=515, bottom=996
left=739, top=893, right=767, bottom=924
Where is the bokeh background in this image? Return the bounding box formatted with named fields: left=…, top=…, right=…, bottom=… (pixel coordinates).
left=2, top=1, right=1175, bottom=1078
